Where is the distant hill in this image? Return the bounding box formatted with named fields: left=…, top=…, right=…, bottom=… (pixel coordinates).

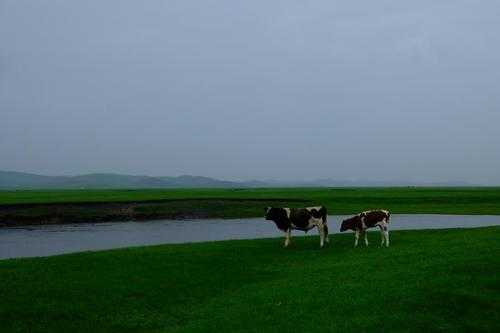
left=0, top=171, right=241, bottom=189
left=0, top=171, right=475, bottom=189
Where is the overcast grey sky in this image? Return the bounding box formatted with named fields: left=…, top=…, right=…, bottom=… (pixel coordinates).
left=1, top=1, right=499, bottom=183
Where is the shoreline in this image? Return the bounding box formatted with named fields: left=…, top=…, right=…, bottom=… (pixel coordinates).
left=0, top=198, right=308, bottom=227
left=2, top=200, right=500, bottom=228
left=2, top=218, right=500, bottom=260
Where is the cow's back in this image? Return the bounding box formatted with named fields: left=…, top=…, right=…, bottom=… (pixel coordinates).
left=289, top=206, right=327, bottom=230
left=363, top=210, right=390, bottom=228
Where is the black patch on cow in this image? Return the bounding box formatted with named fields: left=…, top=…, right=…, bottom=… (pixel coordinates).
left=289, top=209, right=312, bottom=230
left=265, top=208, right=291, bottom=231
left=309, top=209, right=320, bottom=218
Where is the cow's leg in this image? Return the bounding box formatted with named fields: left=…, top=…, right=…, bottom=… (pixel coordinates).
left=322, top=214, right=329, bottom=244
left=383, top=223, right=390, bottom=247
left=318, top=224, right=325, bottom=248
left=378, top=222, right=389, bottom=246
left=284, top=229, right=291, bottom=247
left=363, top=229, right=369, bottom=246
left=378, top=224, right=385, bottom=246
left=324, top=224, right=329, bottom=243
left=354, top=230, right=360, bottom=247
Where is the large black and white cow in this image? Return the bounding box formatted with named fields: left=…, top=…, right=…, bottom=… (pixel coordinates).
left=265, top=206, right=329, bottom=248
left=340, top=210, right=391, bottom=247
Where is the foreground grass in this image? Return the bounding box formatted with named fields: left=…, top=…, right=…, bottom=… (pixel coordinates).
left=1, top=188, right=500, bottom=226
left=1, top=227, right=499, bottom=332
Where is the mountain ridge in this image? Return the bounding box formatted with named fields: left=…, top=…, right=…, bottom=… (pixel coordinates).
left=0, top=170, right=477, bottom=189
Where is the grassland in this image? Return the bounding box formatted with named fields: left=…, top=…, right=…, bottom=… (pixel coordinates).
left=1, top=227, right=499, bottom=332
left=1, top=187, right=500, bottom=226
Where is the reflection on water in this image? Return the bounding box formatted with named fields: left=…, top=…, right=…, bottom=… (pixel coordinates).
left=1, top=215, right=499, bottom=259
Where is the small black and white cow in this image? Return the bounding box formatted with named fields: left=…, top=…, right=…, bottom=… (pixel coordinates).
left=340, top=210, right=391, bottom=247
left=265, top=206, right=329, bottom=248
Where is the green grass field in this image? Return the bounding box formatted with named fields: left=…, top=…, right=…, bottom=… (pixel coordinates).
left=1, top=227, right=499, bottom=332
left=1, top=188, right=500, bottom=226
left=1, top=187, right=500, bottom=211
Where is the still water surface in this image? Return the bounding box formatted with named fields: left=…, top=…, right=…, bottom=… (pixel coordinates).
left=1, top=214, right=499, bottom=259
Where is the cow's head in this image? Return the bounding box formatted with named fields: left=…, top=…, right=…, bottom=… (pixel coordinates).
left=264, top=207, right=285, bottom=221
left=340, top=215, right=359, bottom=232
left=340, top=219, right=349, bottom=232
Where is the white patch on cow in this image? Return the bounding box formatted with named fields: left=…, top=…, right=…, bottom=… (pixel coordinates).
left=360, top=211, right=368, bottom=224
left=306, top=206, right=322, bottom=212
left=284, top=208, right=291, bottom=219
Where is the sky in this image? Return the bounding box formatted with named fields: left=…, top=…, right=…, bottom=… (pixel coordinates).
left=1, top=1, right=499, bottom=184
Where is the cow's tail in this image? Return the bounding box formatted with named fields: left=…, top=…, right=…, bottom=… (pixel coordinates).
left=321, top=206, right=328, bottom=237
left=320, top=206, right=328, bottom=224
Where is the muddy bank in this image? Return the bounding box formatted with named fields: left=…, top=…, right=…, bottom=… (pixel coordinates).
left=0, top=198, right=309, bottom=227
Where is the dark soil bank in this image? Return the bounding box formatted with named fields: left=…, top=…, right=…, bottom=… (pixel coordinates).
left=0, top=198, right=309, bottom=227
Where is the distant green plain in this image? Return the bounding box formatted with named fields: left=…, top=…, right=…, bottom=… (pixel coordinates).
left=1, top=187, right=500, bottom=214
